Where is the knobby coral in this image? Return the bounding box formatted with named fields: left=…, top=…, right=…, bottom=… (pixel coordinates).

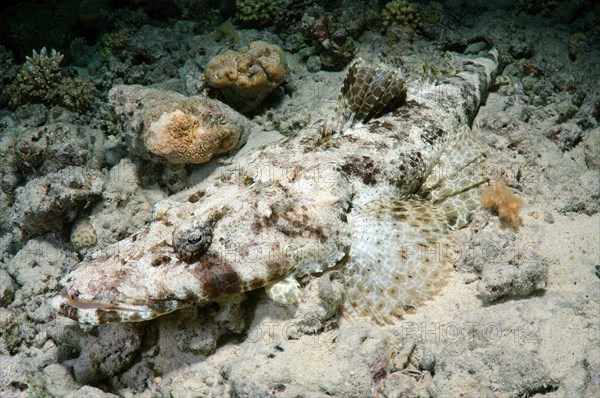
left=203, top=41, right=289, bottom=112
left=235, top=0, right=277, bottom=26
left=382, top=0, right=422, bottom=35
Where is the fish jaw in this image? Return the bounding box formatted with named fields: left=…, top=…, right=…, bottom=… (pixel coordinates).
left=53, top=289, right=186, bottom=324
left=54, top=228, right=212, bottom=324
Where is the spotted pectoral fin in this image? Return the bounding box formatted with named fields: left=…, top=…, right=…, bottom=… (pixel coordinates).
left=344, top=199, right=456, bottom=324
left=323, top=58, right=407, bottom=135
left=265, top=275, right=301, bottom=305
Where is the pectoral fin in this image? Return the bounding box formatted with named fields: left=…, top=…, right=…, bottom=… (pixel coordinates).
left=344, top=199, right=456, bottom=324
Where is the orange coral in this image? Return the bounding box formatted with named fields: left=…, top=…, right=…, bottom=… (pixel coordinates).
left=481, top=180, right=525, bottom=231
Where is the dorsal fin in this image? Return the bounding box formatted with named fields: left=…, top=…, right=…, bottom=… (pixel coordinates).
left=323, top=59, right=407, bottom=136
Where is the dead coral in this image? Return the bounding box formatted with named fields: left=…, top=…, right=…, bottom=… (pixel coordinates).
left=481, top=180, right=525, bottom=231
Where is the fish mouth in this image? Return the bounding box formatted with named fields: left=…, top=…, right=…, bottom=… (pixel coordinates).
left=54, top=289, right=184, bottom=324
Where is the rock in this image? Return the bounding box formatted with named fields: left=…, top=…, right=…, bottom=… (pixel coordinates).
left=458, top=224, right=548, bottom=303
left=109, top=85, right=250, bottom=164
left=543, top=211, right=555, bottom=224
left=65, top=386, right=119, bottom=398
left=434, top=338, right=558, bottom=396
left=0, top=269, right=17, bottom=306
left=12, top=122, right=102, bottom=176
left=583, top=127, right=600, bottom=170
left=286, top=272, right=343, bottom=338
left=332, top=323, right=389, bottom=396
left=478, top=257, right=548, bottom=303
left=6, top=239, right=78, bottom=298
left=84, top=158, right=153, bottom=249
left=0, top=355, right=41, bottom=397
left=153, top=296, right=246, bottom=359
left=543, top=123, right=583, bottom=151
left=6, top=166, right=104, bottom=242
left=373, top=372, right=419, bottom=398
left=166, top=363, right=231, bottom=398
left=509, top=39, right=533, bottom=59
left=42, top=363, right=79, bottom=397
left=583, top=362, right=600, bottom=398
left=203, top=41, right=289, bottom=112
left=62, top=323, right=144, bottom=384
left=0, top=309, right=21, bottom=354
left=464, top=41, right=487, bottom=55
left=306, top=54, right=322, bottom=72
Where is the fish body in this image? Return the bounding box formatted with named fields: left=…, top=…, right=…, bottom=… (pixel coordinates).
left=56, top=50, right=500, bottom=324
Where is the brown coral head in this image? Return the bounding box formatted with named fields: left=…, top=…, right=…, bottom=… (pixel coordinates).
left=203, top=41, right=289, bottom=112
left=167, top=110, right=199, bottom=138
left=204, top=54, right=240, bottom=88
left=249, top=40, right=289, bottom=84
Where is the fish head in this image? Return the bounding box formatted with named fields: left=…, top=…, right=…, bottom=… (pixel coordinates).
left=55, top=169, right=352, bottom=324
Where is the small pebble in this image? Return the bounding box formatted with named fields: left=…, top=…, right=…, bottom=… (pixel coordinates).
left=543, top=212, right=555, bottom=224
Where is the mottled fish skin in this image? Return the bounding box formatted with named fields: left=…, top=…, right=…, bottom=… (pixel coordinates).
left=55, top=50, right=500, bottom=324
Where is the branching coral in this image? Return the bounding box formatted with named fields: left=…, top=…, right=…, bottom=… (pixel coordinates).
left=203, top=41, right=289, bottom=112
left=481, top=180, right=525, bottom=231
left=8, top=47, right=64, bottom=105
left=382, top=0, right=422, bottom=35
left=5, top=47, right=97, bottom=112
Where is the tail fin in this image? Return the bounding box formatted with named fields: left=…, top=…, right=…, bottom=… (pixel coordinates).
left=323, top=59, right=407, bottom=136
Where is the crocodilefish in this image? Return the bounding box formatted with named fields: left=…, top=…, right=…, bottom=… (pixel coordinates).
left=55, top=50, right=500, bottom=325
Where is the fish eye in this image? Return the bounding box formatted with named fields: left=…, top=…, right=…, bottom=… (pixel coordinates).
left=187, top=234, right=203, bottom=245
left=173, top=221, right=213, bottom=260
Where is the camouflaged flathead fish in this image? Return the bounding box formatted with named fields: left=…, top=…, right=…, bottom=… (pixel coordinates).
left=55, top=50, right=500, bottom=324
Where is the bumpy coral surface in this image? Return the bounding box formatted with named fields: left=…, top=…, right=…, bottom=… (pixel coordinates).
left=203, top=41, right=289, bottom=112
left=70, top=219, right=97, bottom=250
left=235, top=0, right=277, bottom=26
left=109, top=85, right=251, bottom=164
left=382, top=0, right=422, bottom=35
